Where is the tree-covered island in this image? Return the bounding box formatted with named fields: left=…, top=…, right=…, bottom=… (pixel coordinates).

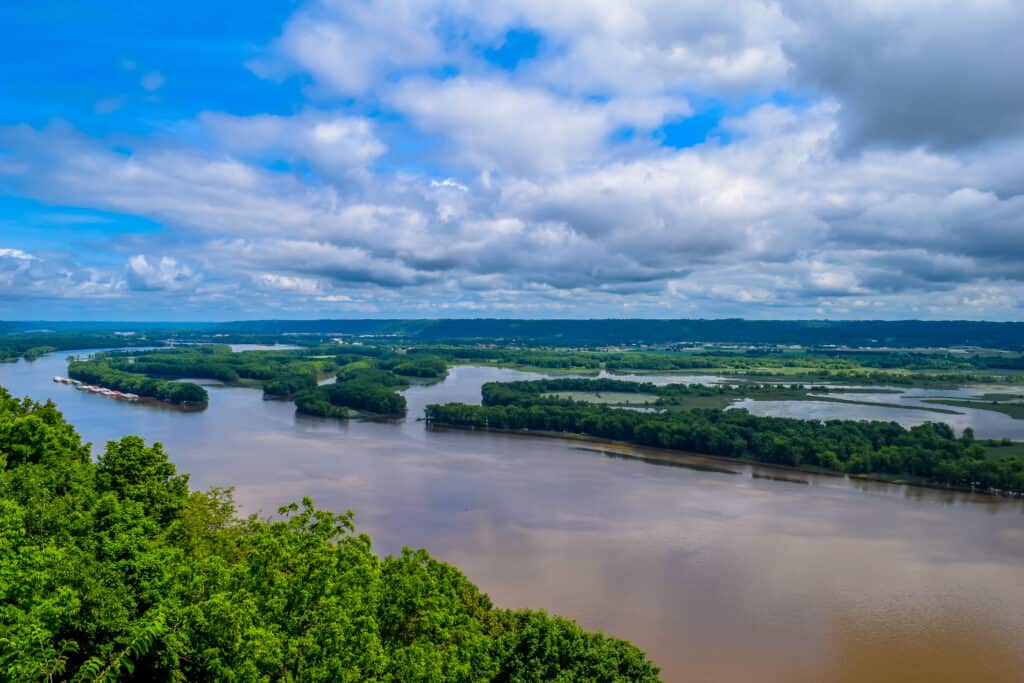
left=426, top=378, right=1024, bottom=495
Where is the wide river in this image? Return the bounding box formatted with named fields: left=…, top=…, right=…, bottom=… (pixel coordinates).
left=3, top=350, right=1024, bottom=682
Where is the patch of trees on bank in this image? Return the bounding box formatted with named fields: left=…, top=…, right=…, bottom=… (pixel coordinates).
left=426, top=380, right=1024, bottom=495
left=0, top=387, right=660, bottom=681
left=68, top=359, right=208, bottom=406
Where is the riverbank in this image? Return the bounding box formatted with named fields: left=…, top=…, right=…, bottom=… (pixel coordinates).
left=423, top=421, right=1021, bottom=497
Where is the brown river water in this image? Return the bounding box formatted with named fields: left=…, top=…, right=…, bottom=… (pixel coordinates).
left=3, top=351, right=1023, bottom=682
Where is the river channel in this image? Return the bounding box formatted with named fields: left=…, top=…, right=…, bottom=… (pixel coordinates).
left=2, top=350, right=1023, bottom=682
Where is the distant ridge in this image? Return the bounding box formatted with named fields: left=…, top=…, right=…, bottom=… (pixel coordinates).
left=3, top=319, right=1023, bottom=350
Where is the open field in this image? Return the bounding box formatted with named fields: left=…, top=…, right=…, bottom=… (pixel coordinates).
left=547, top=383, right=968, bottom=414
left=926, top=399, right=1024, bottom=420
left=983, top=441, right=1024, bottom=460
left=543, top=391, right=660, bottom=405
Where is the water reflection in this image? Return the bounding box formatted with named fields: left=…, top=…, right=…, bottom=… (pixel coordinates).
left=1, top=354, right=1023, bottom=682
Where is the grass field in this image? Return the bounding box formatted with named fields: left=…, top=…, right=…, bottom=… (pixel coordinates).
left=923, top=399, right=1024, bottom=419
left=550, top=387, right=965, bottom=414
left=544, top=391, right=660, bottom=405
left=983, top=440, right=1024, bottom=461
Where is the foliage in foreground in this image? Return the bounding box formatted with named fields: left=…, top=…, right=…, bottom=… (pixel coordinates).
left=0, top=387, right=659, bottom=682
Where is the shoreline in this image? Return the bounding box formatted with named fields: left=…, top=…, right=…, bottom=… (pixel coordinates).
left=424, top=421, right=1018, bottom=498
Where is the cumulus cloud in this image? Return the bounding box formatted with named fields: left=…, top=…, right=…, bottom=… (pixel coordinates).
left=4, top=100, right=1024, bottom=318
left=392, top=77, right=684, bottom=175
left=0, top=248, right=36, bottom=261
left=782, top=0, right=1024, bottom=151
left=0, top=248, right=123, bottom=300
left=200, top=110, right=385, bottom=178
left=125, top=255, right=200, bottom=292
left=3, top=0, right=1024, bottom=318
left=255, top=273, right=323, bottom=296
left=254, top=0, right=443, bottom=93
left=0, top=122, right=322, bottom=238
left=495, top=0, right=795, bottom=96
left=255, top=0, right=1024, bottom=155
left=262, top=0, right=794, bottom=98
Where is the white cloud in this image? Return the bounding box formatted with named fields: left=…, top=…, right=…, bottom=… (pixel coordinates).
left=255, top=273, right=322, bottom=296
left=0, top=249, right=124, bottom=301
left=392, top=76, right=684, bottom=176
left=4, top=103, right=1024, bottom=318
left=0, top=248, right=36, bottom=261
left=3, top=0, right=1024, bottom=318
left=499, top=0, right=795, bottom=96
left=200, top=110, right=385, bottom=177
left=254, top=0, right=443, bottom=93
left=125, top=255, right=199, bottom=291
left=261, top=0, right=794, bottom=98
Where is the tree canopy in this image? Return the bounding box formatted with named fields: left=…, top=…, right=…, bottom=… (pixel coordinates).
left=0, top=386, right=659, bottom=681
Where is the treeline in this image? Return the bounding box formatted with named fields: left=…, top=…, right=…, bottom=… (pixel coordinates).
left=599, top=351, right=1017, bottom=383
left=414, top=318, right=1024, bottom=349
left=8, top=320, right=1024, bottom=355
left=481, top=378, right=657, bottom=406
left=416, top=346, right=603, bottom=369
left=195, top=318, right=1024, bottom=350
left=811, top=350, right=1024, bottom=372
left=490, top=378, right=817, bottom=408
left=0, top=332, right=160, bottom=363
left=402, top=345, right=1018, bottom=384
left=68, top=360, right=208, bottom=406
left=426, top=380, right=1024, bottom=495
left=0, top=387, right=659, bottom=681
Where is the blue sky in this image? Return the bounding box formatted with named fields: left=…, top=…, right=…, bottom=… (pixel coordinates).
left=2, top=1, right=1023, bottom=321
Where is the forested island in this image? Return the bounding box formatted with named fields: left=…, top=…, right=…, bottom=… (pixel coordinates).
left=65, top=345, right=448, bottom=416
left=0, top=387, right=660, bottom=681
left=426, top=378, right=1024, bottom=495
left=68, top=358, right=210, bottom=407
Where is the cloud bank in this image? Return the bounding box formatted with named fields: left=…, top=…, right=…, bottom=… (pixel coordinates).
left=1, top=0, right=1022, bottom=319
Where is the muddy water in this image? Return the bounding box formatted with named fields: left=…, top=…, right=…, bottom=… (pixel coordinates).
left=3, top=353, right=1023, bottom=682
